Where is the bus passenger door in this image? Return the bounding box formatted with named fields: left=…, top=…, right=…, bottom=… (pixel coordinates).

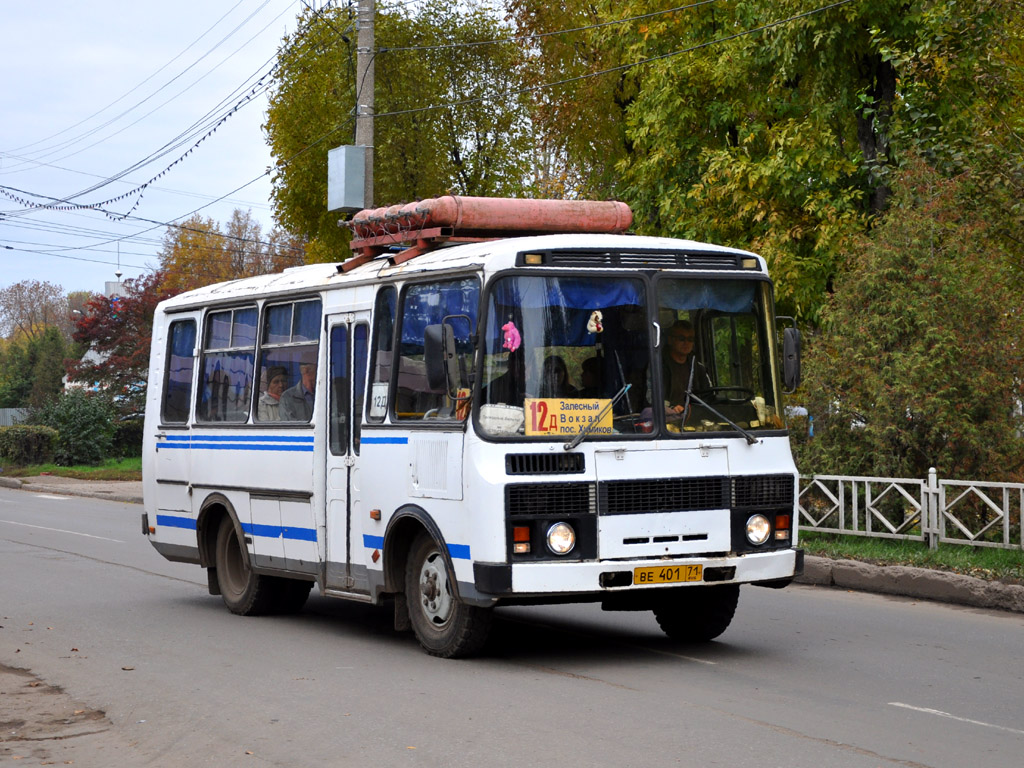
left=325, top=315, right=369, bottom=594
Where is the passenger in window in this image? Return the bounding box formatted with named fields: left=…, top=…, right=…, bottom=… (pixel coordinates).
left=257, top=366, right=289, bottom=421
left=539, top=355, right=578, bottom=398
left=663, top=320, right=712, bottom=417
left=281, top=363, right=316, bottom=421
left=578, top=356, right=603, bottom=399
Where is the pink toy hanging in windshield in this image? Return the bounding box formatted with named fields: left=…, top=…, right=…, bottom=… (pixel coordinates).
left=502, top=321, right=522, bottom=353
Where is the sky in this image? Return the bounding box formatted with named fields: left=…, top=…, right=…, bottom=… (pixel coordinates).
left=0, top=0, right=311, bottom=296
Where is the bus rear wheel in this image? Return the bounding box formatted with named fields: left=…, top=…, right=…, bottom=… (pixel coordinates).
left=215, top=516, right=276, bottom=615
left=405, top=532, right=492, bottom=658
left=653, top=584, right=740, bottom=642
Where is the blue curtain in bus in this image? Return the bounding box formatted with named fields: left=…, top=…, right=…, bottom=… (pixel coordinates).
left=658, top=280, right=756, bottom=313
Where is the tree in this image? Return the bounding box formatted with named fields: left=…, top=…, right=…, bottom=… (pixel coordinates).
left=794, top=159, right=1024, bottom=482
left=67, top=271, right=175, bottom=417
left=0, top=327, right=75, bottom=408
left=265, top=0, right=535, bottom=262
left=158, top=210, right=304, bottom=293
left=506, top=1, right=1024, bottom=321
left=0, top=280, right=73, bottom=341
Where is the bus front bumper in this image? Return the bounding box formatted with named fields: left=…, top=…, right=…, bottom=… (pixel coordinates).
left=473, top=548, right=801, bottom=597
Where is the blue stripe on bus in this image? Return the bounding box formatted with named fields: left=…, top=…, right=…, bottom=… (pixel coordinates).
left=156, top=514, right=197, bottom=530
left=159, top=443, right=314, bottom=452
left=170, top=434, right=314, bottom=443
left=361, top=436, right=409, bottom=445
left=361, top=534, right=469, bottom=560
left=241, top=522, right=318, bottom=542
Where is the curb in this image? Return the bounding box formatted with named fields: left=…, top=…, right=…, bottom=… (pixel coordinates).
left=796, top=555, right=1024, bottom=614
left=2, top=477, right=143, bottom=505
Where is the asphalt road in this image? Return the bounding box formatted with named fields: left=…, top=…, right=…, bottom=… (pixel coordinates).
left=2, top=488, right=1023, bottom=768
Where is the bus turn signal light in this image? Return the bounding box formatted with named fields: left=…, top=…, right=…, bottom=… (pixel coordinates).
left=513, top=526, right=531, bottom=553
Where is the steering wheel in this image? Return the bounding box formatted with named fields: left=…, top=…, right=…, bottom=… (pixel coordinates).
left=703, top=386, right=755, bottom=403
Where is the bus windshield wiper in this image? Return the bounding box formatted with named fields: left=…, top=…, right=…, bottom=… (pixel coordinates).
left=683, top=390, right=760, bottom=445
left=564, top=384, right=631, bottom=451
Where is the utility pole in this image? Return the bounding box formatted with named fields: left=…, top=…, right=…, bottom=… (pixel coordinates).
left=355, top=0, right=375, bottom=208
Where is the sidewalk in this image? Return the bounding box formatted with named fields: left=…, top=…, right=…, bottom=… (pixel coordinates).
left=0, top=473, right=143, bottom=504
left=1, top=474, right=1022, bottom=614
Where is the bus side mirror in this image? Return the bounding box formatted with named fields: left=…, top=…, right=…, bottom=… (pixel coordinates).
left=782, top=326, right=801, bottom=393
left=425, top=323, right=457, bottom=394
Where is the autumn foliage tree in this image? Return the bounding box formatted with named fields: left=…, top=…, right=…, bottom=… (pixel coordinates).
left=159, top=210, right=305, bottom=294
left=67, top=271, right=175, bottom=417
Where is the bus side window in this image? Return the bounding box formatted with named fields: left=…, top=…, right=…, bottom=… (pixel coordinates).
left=162, top=319, right=196, bottom=424
left=255, top=299, right=322, bottom=424
left=197, top=307, right=256, bottom=423
left=395, top=278, right=478, bottom=421
left=367, top=287, right=396, bottom=423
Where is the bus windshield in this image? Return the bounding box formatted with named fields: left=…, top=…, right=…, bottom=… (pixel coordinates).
left=476, top=273, right=785, bottom=440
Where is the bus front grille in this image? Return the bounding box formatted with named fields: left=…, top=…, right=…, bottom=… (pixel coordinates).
left=732, top=474, right=794, bottom=508
left=506, top=482, right=595, bottom=516
left=599, top=477, right=729, bottom=515
left=505, top=452, right=585, bottom=475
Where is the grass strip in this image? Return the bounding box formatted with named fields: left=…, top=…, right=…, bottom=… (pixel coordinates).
left=799, top=530, right=1024, bottom=584
left=1, top=456, right=142, bottom=481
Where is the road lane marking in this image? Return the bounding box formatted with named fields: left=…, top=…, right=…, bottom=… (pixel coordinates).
left=889, top=702, right=1024, bottom=736
left=34, top=494, right=69, bottom=500
left=0, top=519, right=125, bottom=543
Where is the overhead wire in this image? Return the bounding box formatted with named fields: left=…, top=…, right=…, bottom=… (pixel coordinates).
left=3, top=0, right=853, bottom=281
left=2, top=0, right=260, bottom=161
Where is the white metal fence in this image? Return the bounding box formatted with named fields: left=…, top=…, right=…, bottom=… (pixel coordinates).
left=798, top=470, right=1024, bottom=551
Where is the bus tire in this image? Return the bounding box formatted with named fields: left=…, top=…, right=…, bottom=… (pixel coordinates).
left=653, top=584, right=740, bottom=642
left=215, top=516, right=275, bottom=616
left=405, top=532, right=492, bottom=658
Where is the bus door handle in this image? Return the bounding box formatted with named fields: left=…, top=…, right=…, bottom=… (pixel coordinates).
left=652, top=321, right=661, bottom=348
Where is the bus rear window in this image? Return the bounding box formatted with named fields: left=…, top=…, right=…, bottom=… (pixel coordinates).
left=162, top=319, right=196, bottom=424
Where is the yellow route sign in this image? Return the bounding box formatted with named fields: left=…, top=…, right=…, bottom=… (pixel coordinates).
left=524, top=398, right=613, bottom=437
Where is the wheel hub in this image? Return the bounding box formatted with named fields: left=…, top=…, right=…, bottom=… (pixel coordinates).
left=418, top=552, right=453, bottom=627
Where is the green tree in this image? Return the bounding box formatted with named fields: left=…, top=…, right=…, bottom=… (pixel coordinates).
left=29, top=389, right=115, bottom=466
left=265, top=0, right=535, bottom=261
left=507, top=0, right=1024, bottom=321
left=0, top=327, right=75, bottom=408
left=794, top=159, right=1024, bottom=481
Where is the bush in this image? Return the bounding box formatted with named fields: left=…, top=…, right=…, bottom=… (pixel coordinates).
left=0, top=425, right=58, bottom=466
left=112, top=418, right=144, bottom=458
left=29, top=390, right=115, bottom=466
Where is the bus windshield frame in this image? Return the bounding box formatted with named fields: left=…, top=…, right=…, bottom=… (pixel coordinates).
left=474, top=270, right=787, bottom=442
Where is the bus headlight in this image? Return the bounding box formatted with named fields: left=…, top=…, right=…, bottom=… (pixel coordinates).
left=546, top=523, right=576, bottom=555
left=745, top=514, right=771, bottom=546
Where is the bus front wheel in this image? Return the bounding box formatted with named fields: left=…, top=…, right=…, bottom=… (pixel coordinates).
left=405, top=532, right=492, bottom=658
left=653, top=584, right=740, bottom=642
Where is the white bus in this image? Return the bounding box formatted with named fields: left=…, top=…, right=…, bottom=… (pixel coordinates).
left=142, top=197, right=803, bottom=657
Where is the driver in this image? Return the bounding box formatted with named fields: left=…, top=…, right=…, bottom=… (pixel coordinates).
left=663, top=319, right=712, bottom=417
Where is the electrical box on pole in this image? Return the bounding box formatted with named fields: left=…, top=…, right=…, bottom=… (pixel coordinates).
left=327, top=145, right=367, bottom=212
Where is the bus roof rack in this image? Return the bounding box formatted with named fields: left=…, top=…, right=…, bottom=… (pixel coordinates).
left=340, top=195, right=633, bottom=272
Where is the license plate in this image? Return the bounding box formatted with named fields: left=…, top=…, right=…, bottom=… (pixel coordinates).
left=633, top=564, right=703, bottom=585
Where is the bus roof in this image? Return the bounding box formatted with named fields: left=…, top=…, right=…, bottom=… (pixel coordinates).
left=157, top=232, right=764, bottom=312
